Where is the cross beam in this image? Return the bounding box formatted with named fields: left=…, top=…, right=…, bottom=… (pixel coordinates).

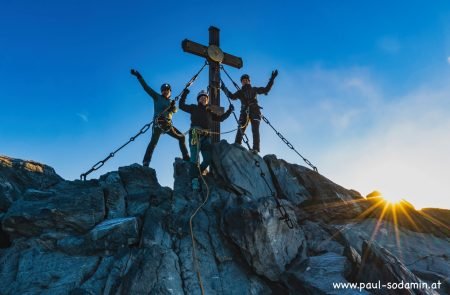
left=182, top=26, right=243, bottom=143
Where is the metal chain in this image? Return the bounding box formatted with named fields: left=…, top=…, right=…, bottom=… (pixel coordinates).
left=220, top=65, right=318, bottom=173
left=254, top=160, right=294, bottom=229
left=174, top=60, right=209, bottom=102
left=80, top=123, right=152, bottom=180
left=220, top=66, right=294, bottom=229
left=80, top=62, right=209, bottom=180
left=261, top=115, right=318, bottom=173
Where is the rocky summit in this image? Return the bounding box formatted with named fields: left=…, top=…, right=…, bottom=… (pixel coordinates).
left=0, top=142, right=449, bottom=295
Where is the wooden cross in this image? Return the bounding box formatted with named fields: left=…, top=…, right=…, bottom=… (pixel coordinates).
left=182, top=26, right=243, bottom=143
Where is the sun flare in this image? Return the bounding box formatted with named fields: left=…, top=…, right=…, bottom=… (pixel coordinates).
left=381, top=194, right=403, bottom=205
left=367, top=190, right=404, bottom=205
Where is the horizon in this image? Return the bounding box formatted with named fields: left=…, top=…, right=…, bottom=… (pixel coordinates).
left=1, top=1, right=450, bottom=210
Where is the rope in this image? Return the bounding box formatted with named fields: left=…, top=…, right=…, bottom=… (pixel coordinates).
left=80, top=62, right=208, bottom=180
left=186, top=126, right=241, bottom=138
left=188, top=136, right=211, bottom=295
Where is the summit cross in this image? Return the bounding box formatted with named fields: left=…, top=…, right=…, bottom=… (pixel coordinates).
left=182, top=26, right=243, bottom=142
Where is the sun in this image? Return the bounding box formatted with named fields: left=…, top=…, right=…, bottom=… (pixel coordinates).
left=381, top=194, right=403, bottom=205
left=366, top=190, right=403, bottom=205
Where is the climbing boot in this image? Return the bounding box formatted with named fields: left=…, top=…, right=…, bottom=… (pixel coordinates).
left=191, top=178, right=200, bottom=191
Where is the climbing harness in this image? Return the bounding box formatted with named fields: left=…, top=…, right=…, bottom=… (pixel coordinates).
left=188, top=126, right=239, bottom=145
left=154, top=116, right=172, bottom=133
left=220, top=65, right=318, bottom=173
left=80, top=61, right=208, bottom=180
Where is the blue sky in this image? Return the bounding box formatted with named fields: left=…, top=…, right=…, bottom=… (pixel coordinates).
left=1, top=1, right=450, bottom=209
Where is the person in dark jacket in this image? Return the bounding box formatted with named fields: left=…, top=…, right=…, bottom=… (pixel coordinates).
left=131, top=69, right=189, bottom=167
left=179, top=89, right=233, bottom=190
left=221, top=70, right=278, bottom=153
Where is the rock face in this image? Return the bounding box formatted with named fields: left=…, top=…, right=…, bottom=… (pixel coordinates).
left=1, top=142, right=449, bottom=294
left=358, top=240, right=439, bottom=295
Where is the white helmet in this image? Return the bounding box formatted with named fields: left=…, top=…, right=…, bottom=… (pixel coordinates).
left=197, top=90, right=209, bottom=101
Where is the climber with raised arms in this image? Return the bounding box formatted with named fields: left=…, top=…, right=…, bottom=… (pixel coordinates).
left=131, top=69, right=190, bottom=167
left=221, top=70, right=278, bottom=153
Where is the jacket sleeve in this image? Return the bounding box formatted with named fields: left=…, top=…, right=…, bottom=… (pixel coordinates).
left=178, top=91, right=194, bottom=114
left=137, top=76, right=159, bottom=100
left=221, top=84, right=240, bottom=100
left=211, top=107, right=232, bottom=122
left=255, top=75, right=276, bottom=95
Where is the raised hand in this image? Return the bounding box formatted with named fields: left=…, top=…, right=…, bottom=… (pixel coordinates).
left=130, top=69, right=142, bottom=78
left=271, top=70, right=278, bottom=79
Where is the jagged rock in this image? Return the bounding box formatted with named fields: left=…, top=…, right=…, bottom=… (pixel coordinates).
left=420, top=208, right=450, bottom=229
left=264, top=154, right=311, bottom=206
left=222, top=195, right=305, bottom=281
left=283, top=252, right=366, bottom=294
left=171, top=159, right=272, bottom=294
left=335, top=218, right=450, bottom=288
left=0, top=156, right=63, bottom=212
left=211, top=141, right=276, bottom=199
left=302, top=220, right=345, bottom=255
left=0, top=148, right=449, bottom=295
left=115, top=246, right=184, bottom=294
left=359, top=198, right=449, bottom=238
left=141, top=205, right=172, bottom=249
left=72, top=256, right=116, bottom=295
left=0, top=212, right=11, bottom=248
left=343, top=245, right=362, bottom=282
left=359, top=240, right=439, bottom=295
left=89, top=217, right=139, bottom=248
left=99, top=171, right=126, bottom=219
left=118, top=164, right=171, bottom=216
left=2, top=181, right=105, bottom=238
left=264, top=154, right=366, bottom=221
left=0, top=239, right=99, bottom=295
left=58, top=217, right=139, bottom=255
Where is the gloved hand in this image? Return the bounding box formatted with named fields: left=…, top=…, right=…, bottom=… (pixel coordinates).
left=170, top=100, right=176, bottom=108
left=228, top=104, right=234, bottom=112
left=130, top=69, right=142, bottom=78
left=271, top=70, right=278, bottom=79
left=183, top=88, right=190, bottom=95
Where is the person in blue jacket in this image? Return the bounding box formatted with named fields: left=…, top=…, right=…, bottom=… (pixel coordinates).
left=131, top=69, right=189, bottom=167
